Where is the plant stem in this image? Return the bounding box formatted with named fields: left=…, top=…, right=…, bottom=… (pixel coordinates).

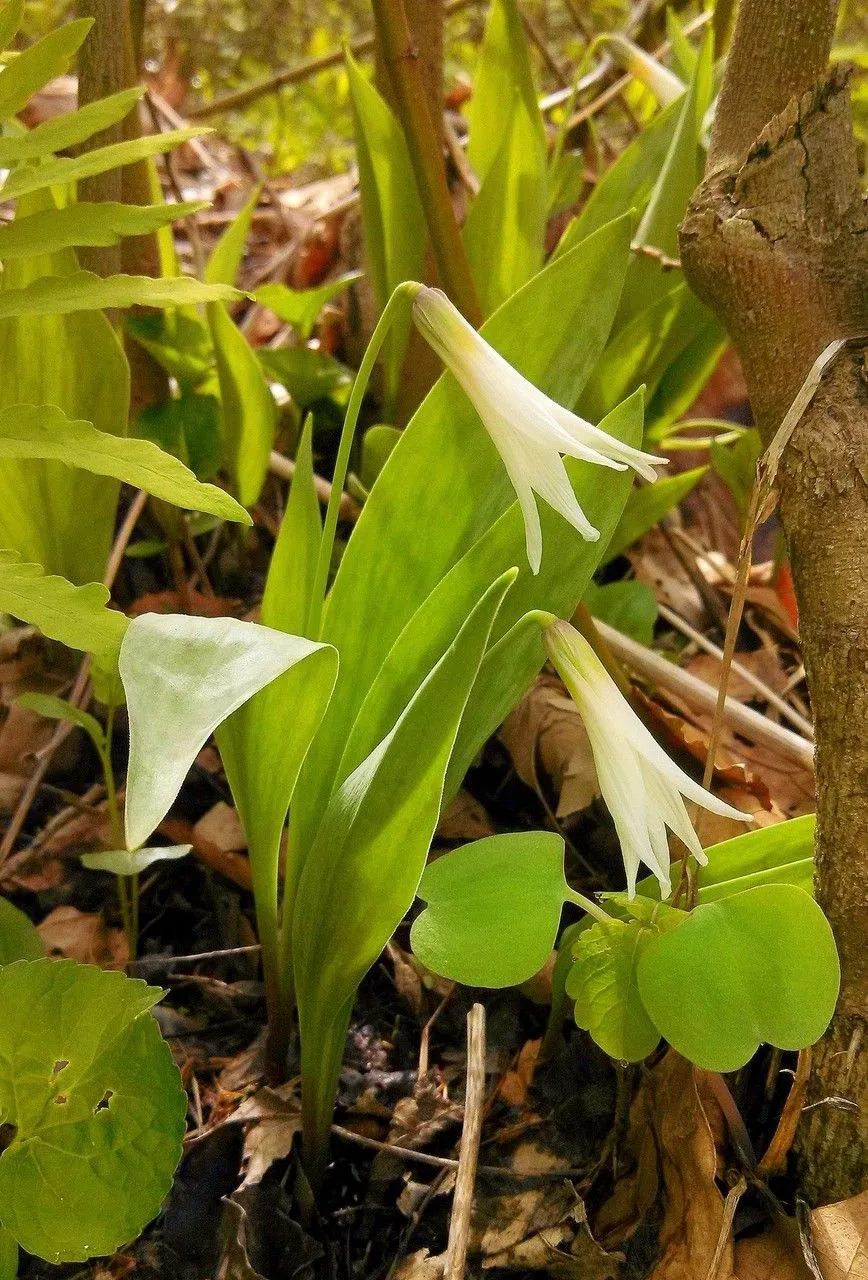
left=573, top=600, right=633, bottom=700
left=306, top=282, right=420, bottom=638
left=101, top=703, right=137, bottom=957
left=564, top=887, right=613, bottom=926
left=371, top=0, right=483, bottom=326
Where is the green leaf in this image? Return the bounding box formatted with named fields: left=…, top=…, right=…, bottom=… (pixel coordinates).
left=0, top=86, right=143, bottom=164
left=467, top=0, right=545, bottom=185
left=637, top=885, right=840, bottom=1071
left=0, top=271, right=239, bottom=320
left=666, top=7, right=699, bottom=79
left=0, top=1225, right=16, bottom=1280
left=293, top=571, right=514, bottom=1155
left=260, top=415, right=321, bottom=636
left=126, top=309, right=214, bottom=388
left=710, top=428, right=762, bottom=523
left=120, top=612, right=333, bottom=850
left=0, top=201, right=206, bottom=260
left=359, top=424, right=401, bottom=492
left=0, top=958, right=185, bottom=1263
left=14, top=692, right=105, bottom=750
left=134, top=388, right=222, bottom=481
left=0, top=898, right=44, bottom=965
left=411, top=831, right=568, bottom=987
left=255, top=271, right=362, bottom=343
left=292, top=216, right=636, bottom=862
left=208, top=301, right=276, bottom=508
left=0, top=0, right=25, bottom=51
left=258, top=346, right=352, bottom=410
left=204, top=184, right=261, bottom=287
left=645, top=316, right=727, bottom=441
left=567, top=916, right=662, bottom=1062
left=603, top=466, right=707, bottom=563
left=0, top=18, right=92, bottom=122
left=345, top=51, right=425, bottom=408
left=0, top=404, right=250, bottom=523
left=599, top=34, right=685, bottom=105
left=463, top=100, right=546, bottom=315
left=0, top=127, right=209, bottom=204
left=81, top=845, right=191, bottom=876
left=0, top=551, right=127, bottom=662
left=584, top=580, right=658, bottom=646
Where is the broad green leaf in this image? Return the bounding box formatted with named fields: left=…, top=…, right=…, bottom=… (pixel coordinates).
left=603, top=465, right=707, bottom=563
left=411, top=831, right=568, bottom=987
left=345, top=51, right=425, bottom=408
left=0, top=552, right=127, bottom=662
left=0, top=271, right=239, bottom=320
left=208, top=301, right=276, bottom=508
left=359, top=424, right=401, bottom=491
left=547, top=149, right=587, bottom=218
left=637, top=885, right=840, bottom=1071
left=0, top=959, right=185, bottom=1263
left=292, top=216, right=635, bottom=861
left=0, top=200, right=206, bottom=259
left=0, top=404, right=250, bottom=523
left=0, top=127, right=208, bottom=204
left=126, top=309, right=214, bottom=388
left=0, top=1226, right=16, bottom=1280
left=120, top=612, right=332, bottom=850
left=0, top=86, right=143, bottom=163
left=567, top=916, right=662, bottom=1061
left=0, top=0, right=24, bottom=50
left=255, top=271, right=362, bottom=343
left=0, top=191, right=129, bottom=583
left=0, top=18, right=92, bottom=122
left=258, top=346, right=352, bottom=410
left=0, top=897, right=43, bottom=964
left=204, top=183, right=261, bottom=287
left=666, top=8, right=699, bottom=79
left=260, top=415, right=320, bottom=636
left=467, top=0, right=544, bottom=185
left=584, top=579, right=658, bottom=646
left=463, top=99, right=546, bottom=315
left=15, top=692, right=105, bottom=750
left=710, top=428, right=762, bottom=522
left=645, top=316, right=727, bottom=441
left=81, top=845, right=191, bottom=876
left=134, top=388, right=222, bottom=481
left=293, top=571, right=514, bottom=1155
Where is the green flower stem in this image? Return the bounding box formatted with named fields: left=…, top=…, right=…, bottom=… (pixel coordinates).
left=306, top=281, right=421, bottom=638
left=564, top=887, right=614, bottom=926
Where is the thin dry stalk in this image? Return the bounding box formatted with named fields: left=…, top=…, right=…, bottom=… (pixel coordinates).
left=445, top=1004, right=486, bottom=1280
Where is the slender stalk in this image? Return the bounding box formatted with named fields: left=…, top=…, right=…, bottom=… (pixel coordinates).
left=100, top=703, right=138, bottom=957
left=306, top=282, right=420, bottom=638
left=371, top=0, right=483, bottom=326
left=564, top=887, right=615, bottom=926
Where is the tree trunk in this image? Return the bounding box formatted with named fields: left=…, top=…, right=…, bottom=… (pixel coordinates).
left=679, top=0, right=868, bottom=1204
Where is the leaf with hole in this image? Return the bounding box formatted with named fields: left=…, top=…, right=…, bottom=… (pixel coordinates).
left=0, top=959, right=185, bottom=1263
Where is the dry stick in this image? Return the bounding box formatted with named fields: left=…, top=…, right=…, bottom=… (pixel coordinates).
left=657, top=601, right=815, bottom=741
left=595, top=620, right=815, bottom=770
left=187, top=0, right=483, bottom=120
left=445, top=1004, right=486, bottom=1280
left=0, top=490, right=148, bottom=866
left=757, top=1047, right=812, bottom=1176
left=519, top=7, right=569, bottom=87
left=268, top=449, right=361, bottom=521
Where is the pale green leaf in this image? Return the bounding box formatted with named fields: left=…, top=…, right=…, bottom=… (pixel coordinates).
left=0, top=404, right=250, bottom=522
left=584, top=579, right=658, bottom=646
left=0, top=18, right=92, bottom=122
left=467, top=0, right=545, bottom=184
left=261, top=415, right=321, bottom=636
left=204, top=183, right=261, bottom=287
left=0, top=958, right=185, bottom=1263
left=0, top=897, right=43, bottom=964
left=567, top=916, right=662, bottom=1061
left=81, top=845, right=190, bottom=876
left=208, top=300, right=275, bottom=508
left=0, top=87, right=143, bottom=163
left=603, top=465, right=707, bottom=563
left=0, top=0, right=25, bottom=51
left=15, top=692, right=105, bottom=749
left=0, top=271, right=239, bottom=320
left=412, top=831, right=568, bottom=987
left=0, top=200, right=206, bottom=259
left=0, top=551, right=127, bottom=661
left=255, top=271, right=362, bottom=343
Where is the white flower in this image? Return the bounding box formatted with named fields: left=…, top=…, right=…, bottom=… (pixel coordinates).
left=411, top=286, right=665, bottom=574
left=543, top=619, right=752, bottom=898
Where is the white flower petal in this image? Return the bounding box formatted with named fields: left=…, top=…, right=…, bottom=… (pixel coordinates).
left=548, top=401, right=666, bottom=482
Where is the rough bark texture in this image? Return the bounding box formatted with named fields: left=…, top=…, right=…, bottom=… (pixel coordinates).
left=680, top=1, right=868, bottom=1203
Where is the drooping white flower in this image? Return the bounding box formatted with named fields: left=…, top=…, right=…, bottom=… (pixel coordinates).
left=411, top=286, right=665, bottom=574
left=543, top=618, right=752, bottom=898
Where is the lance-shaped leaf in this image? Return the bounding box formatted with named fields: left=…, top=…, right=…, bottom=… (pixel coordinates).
left=205, top=184, right=261, bottom=287
left=0, top=271, right=239, bottom=320
left=603, top=465, right=707, bottom=563
left=0, top=17, right=91, bottom=122
left=255, top=271, right=362, bottom=343
left=293, top=570, right=515, bottom=1161
left=0, top=201, right=206, bottom=260
left=260, top=416, right=321, bottom=636
left=0, top=959, right=185, bottom=1264
left=0, top=404, right=250, bottom=522
left=15, top=692, right=105, bottom=749
left=81, top=845, right=191, bottom=876
left=120, top=613, right=333, bottom=849
left=0, top=0, right=24, bottom=50
left=412, top=831, right=568, bottom=987
left=0, top=552, right=127, bottom=662
left=208, top=301, right=276, bottom=508
left=0, top=86, right=143, bottom=164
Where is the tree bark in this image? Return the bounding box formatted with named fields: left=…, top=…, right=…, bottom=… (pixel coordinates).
left=680, top=0, right=868, bottom=1204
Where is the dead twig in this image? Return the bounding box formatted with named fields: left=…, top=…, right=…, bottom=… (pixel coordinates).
left=268, top=449, right=362, bottom=522
left=445, top=1004, right=486, bottom=1280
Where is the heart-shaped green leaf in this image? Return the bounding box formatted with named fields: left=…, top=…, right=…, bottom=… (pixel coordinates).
left=567, top=915, right=662, bottom=1062
left=411, top=831, right=567, bottom=987
left=81, top=845, right=190, bottom=876
left=637, top=885, right=840, bottom=1072
left=0, top=959, right=185, bottom=1263
left=0, top=897, right=44, bottom=965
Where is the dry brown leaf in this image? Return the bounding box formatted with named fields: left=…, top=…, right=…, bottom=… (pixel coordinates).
left=386, top=941, right=425, bottom=1015
left=471, top=1142, right=581, bottom=1262
left=391, top=1249, right=445, bottom=1280
left=38, top=905, right=128, bottom=968
left=812, top=1191, right=868, bottom=1280
left=230, top=1084, right=302, bottom=1188
left=734, top=1218, right=812, bottom=1280
left=686, top=648, right=792, bottom=702
left=437, top=789, right=495, bottom=841
left=195, top=802, right=248, bottom=853
left=500, top=673, right=598, bottom=817
left=498, top=1040, right=542, bottom=1109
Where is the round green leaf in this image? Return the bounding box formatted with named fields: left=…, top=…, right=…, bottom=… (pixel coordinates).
left=0, top=959, right=186, bottom=1263
left=411, top=831, right=567, bottom=987
left=0, top=897, right=44, bottom=964
left=567, top=916, right=661, bottom=1062
left=81, top=844, right=191, bottom=876
left=637, top=884, right=840, bottom=1072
